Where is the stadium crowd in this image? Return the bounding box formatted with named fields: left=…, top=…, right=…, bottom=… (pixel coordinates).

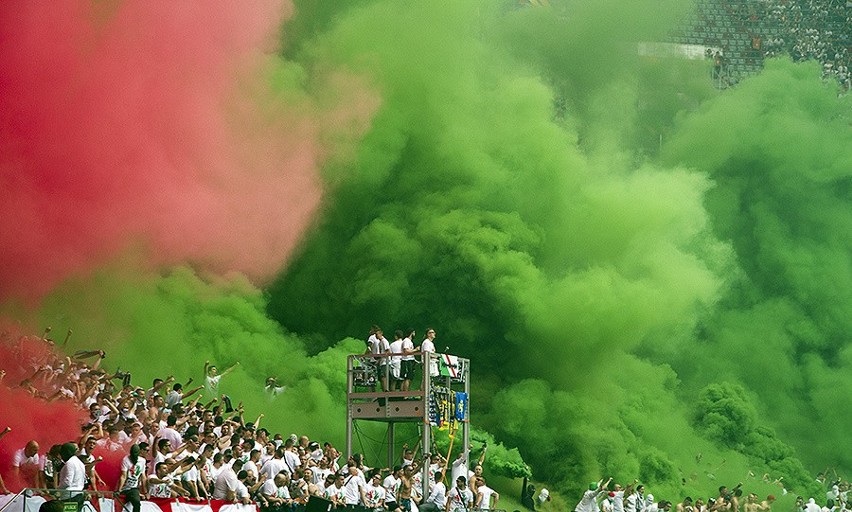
left=3, top=328, right=852, bottom=512
left=564, top=478, right=852, bottom=512
left=0, top=328, right=496, bottom=512
left=755, top=0, right=849, bottom=90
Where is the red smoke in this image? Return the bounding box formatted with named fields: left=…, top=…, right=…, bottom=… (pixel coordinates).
left=0, top=0, right=326, bottom=301
left=0, top=386, right=87, bottom=493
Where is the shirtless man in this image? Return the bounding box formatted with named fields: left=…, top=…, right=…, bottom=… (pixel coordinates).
left=398, top=465, right=414, bottom=512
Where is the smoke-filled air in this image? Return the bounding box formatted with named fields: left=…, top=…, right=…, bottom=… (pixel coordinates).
left=1, top=0, right=850, bottom=506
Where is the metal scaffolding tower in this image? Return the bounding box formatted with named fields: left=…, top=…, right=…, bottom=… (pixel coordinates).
left=345, top=351, right=471, bottom=498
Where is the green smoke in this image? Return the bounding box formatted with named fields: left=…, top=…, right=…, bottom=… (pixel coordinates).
left=26, top=265, right=359, bottom=442
left=660, top=58, right=852, bottom=472
left=265, top=0, right=848, bottom=501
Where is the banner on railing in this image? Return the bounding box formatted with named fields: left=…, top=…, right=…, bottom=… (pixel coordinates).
left=0, top=495, right=257, bottom=512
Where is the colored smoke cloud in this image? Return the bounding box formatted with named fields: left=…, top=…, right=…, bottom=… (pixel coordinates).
left=0, top=0, right=850, bottom=504
left=0, top=333, right=88, bottom=493
left=0, top=0, right=332, bottom=301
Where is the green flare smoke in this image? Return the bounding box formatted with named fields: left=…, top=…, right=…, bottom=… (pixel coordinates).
left=268, top=0, right=850, bottom=500
left=13, top=0, right=851, bottom=504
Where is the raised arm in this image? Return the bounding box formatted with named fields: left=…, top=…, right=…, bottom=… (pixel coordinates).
left=221, top=362, right=240, bottom=376
left=181, top=384, right=204, bottom=400
left=477, top=442, right=487, bottom=466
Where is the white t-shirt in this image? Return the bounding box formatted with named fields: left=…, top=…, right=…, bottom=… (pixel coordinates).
left=401, top=337, right=415, bottom=361
left=260, top=478, right=277, bottom=498
left=450, top=457, right=468, bottom=488
left=260, top=458, right=289, bottom=480
left=283, top=450, right=301, bottom=474
left=576, top=489, right=604, bottom=512
left=368, top=334, right=381, bottom=355
left=212, top=468, right=239, bottom=499
left=157, top=427, right=183, bottom=451
left=13, top=449, right=43, bottom=484
left=383, top=474, right=399, bottom=503
left=343, top=474, right=366, bottom=505
left=208, top=463, right=224, bottom=482
left=365, top=483, right=387, bottom=508
left=148, top=475, right=172, bottom=498
left=166, top=390, right=182, bottom=408
left=315, top=467, right=332, bottom=485
left=244, top=460, right=259, bottom=478
left=421, top=339, right=438, bottom=376
left=181, top=465, right=200, bottom=484
left=13, top=449, right=43, bottom=470
left=426, top=481, right=448, bottom=508
left=626, top=493, right=641, bottom=512
left=59, top=456, right=87, bottom=492
left=325, top=484, right=345, bottom=502
left=613, top=491, right=626, bottom=512
left=378, top=337, right=391, bottom=364
left=448, top=486, right=475, bottom=512
left=120, top=457, right=147, bottom=491
left=478, top=485, right=497, bottom=510
left=235, top=481, right=250, bottom=501
left=389, top=339, right=403, bottom=369
left=205, top=374, right=222, bottom=396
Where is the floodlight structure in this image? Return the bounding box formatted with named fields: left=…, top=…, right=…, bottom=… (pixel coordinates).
left=346, top=351, right=470, bottom=498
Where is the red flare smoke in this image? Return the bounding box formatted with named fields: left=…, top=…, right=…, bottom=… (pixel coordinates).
left=0, top=0, right=324, bottom=301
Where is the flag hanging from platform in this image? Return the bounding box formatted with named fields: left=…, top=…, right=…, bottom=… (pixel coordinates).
left=439, top=354, right=460, bottom=378
left=454, top=392, right=467, bottom=420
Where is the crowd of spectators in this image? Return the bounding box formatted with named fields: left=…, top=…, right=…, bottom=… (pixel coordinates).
left=674, top=0, right=849, bottom=91
left=5, top=328, right=852, bottom=512
left=561, top=477, right=852, bottom=512
left=0, top=329, right=496, bottom=512
left=759, top=0, right=850, bottom=90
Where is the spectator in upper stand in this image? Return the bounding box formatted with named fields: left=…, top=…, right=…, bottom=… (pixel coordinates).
left=204, top=360, right=239, bottom=398
left=521, top=478, right=537, bottom=511
left=389, top=331, right=404, bottom=391
left=264, top=377, right=285, bottom=399
left=166, top=381, right=203, bottom=409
